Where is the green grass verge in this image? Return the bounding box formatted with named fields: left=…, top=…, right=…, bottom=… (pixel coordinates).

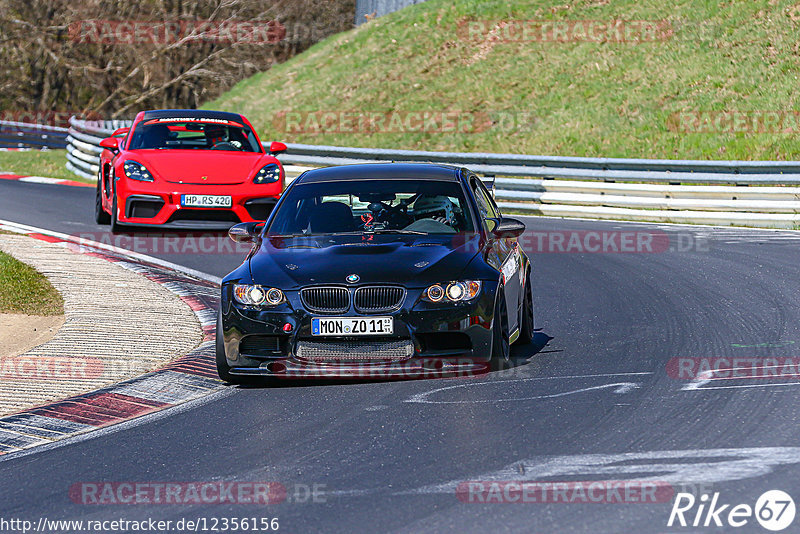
left=205, top=0, right=800, bottom=160
left=0, top=249, right=64, bottom=316
left=0, top=150, right=92, bottom=183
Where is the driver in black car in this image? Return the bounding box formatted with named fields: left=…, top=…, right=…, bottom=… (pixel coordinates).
left=405, top=195, right=461, bottom=233
left=358, top=193, right=413, bottom=231
left=353, top=193, right=464, bottom=234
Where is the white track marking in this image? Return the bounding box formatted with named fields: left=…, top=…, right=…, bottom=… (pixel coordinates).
left=612, top=382, right=640, bottom=394
left=409, top=447, right=800, bottom=495
left=18, top=176, right=66, bottom=185
left=682, top=364, right=800, bottom=391
left=686, top=381, right=800, bottom=392
left=300, top=447, right=800, bottom=501
left=405, top=373, right=650, bottom=404
left=681, top=370, right=714, bottom=391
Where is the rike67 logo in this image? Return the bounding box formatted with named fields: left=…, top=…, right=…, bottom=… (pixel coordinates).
left=668, top=490, right=796, bottom=531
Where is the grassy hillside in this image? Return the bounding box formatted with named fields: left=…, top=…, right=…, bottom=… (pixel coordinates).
left=204, top=0, right=800, bottom=160
left=0, top=150, right=87, bottom=182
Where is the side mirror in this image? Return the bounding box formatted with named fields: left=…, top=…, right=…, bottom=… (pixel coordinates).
left=490, top=217, right=526, bottom=239
left=112, top=127, right=130, bottom=137
left=269, top=141, right=287, bottom=155
left=99, top=137, right=119, bottom=150
left=229, top=221, right=264, bottom=243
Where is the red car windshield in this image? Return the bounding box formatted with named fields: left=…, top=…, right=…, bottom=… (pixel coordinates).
left=128, top=119, right=261, bottom=152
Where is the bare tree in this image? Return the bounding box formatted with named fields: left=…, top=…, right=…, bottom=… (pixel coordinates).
left=0, top=0, right=354, bottom=120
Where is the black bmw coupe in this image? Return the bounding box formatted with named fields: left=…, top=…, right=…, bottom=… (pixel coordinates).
left=217, top=163, right=534, bottom=382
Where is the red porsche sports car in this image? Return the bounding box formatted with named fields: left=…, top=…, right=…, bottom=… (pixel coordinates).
left=95, top=109, right=287, bottom=232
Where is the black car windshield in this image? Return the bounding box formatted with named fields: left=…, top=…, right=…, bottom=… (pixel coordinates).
left=267, top=179, right=476, bottom=236
left=128, top=118, right=260, bottom=152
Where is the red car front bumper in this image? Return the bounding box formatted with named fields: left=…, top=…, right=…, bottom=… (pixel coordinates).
left=114, top=179, right=282, bottom=230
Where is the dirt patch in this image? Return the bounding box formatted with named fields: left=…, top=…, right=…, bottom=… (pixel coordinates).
left=0, top=313, right=64, bottom=358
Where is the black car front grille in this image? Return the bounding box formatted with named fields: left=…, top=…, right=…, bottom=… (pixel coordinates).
left=300, top=286, right=350, bottom=314
left=353, top=286, right=405, bottom=313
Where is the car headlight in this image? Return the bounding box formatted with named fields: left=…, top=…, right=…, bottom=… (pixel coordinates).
left=422, top=281, right=481, bottom=303
left=233, top=284, right=284, bottom=306
left=253, top=163, right=281, bottom=184
left=122, top=160, right=153, bottom=182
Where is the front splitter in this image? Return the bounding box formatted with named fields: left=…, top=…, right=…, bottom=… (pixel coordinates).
left=230, top=358, right=489, bottom=379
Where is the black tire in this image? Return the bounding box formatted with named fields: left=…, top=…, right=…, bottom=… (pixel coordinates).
left=516, top=273, right=534, bottom=345
left=490, top=289, right=510, bottom=371
left=95, top=174, right=110, bottom=225
left=216, top=309, right=243, bottom=384
left=109, top=190, right=122, bottom=233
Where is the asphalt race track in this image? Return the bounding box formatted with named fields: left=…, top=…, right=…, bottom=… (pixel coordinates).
left=4, top=179, right=800, bottom=532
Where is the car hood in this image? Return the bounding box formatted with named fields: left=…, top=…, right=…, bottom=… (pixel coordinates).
left=248, top=233, right=482, bottom=289
left=126, top=150, right=265, bottom=185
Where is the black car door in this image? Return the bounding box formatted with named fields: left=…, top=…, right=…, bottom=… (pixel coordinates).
left=469, top=176, right=522, bottom=334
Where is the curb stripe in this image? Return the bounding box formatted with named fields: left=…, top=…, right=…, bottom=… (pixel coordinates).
left=27, top=233, right=62, bottom=243
left=0, top=422, right=71, bottom=439
left=1, top=414, right=95, bottom=434
left=0, top=430, right=49, bottom=451
left=0, top=173, right=93, bottom=188
left=0, top=224, right=226, bottom=458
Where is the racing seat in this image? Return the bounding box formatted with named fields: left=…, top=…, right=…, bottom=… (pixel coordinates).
left=205, top=126, right=227, bottom=148
left=309, top=201, right=356, bottom=234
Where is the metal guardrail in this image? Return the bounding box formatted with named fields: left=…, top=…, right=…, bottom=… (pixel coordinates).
left=279, top=143, right=800, bottom=185
left=66, top=118, right=132, bottom=179
left=65, top=117, right=800, bottom=228
left=0, top=120, right=69, bottom=150
left=355, top=0, right=428, bottom=25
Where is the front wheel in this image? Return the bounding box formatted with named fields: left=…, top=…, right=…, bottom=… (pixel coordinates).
left=516, top=273, right=534, bottom=345
left=490, top=290, right=510, bottom=371
left=216, top=309, right=243, bottom=384
left=94, top=175, right=110, bottom=225
left=109, top=190, right=122, bottom=233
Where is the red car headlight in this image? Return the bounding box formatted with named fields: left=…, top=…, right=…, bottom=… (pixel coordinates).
left=123, top=160, right=153, bottom=182
left=253, top=163, right=280, bottom=184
